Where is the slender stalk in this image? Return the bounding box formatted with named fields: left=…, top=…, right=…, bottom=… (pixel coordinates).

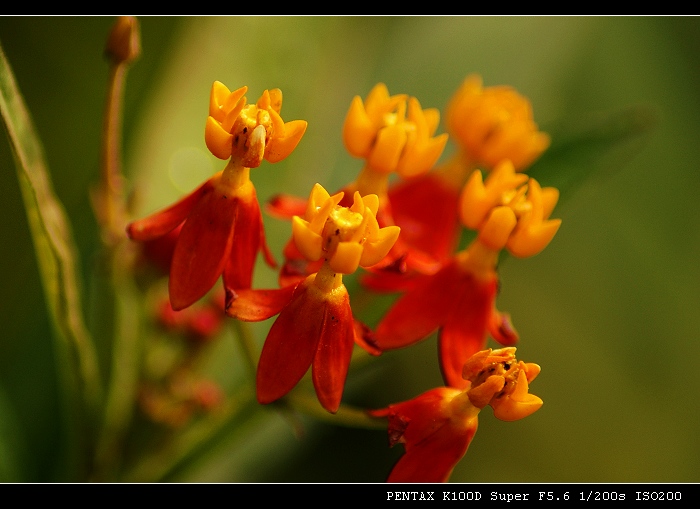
left=285, top=391, right=386, bottom=430
left=231, top=319, right=260, bottom=381
left=90, top=17, right=142, bottom=480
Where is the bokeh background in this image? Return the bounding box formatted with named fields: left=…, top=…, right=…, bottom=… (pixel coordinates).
left=0, top=16, right=698, bottom=483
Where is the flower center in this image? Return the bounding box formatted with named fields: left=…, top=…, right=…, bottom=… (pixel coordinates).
left=231, top=105, right=273, bottom=166
left=321, top=207, right=365, bottom=259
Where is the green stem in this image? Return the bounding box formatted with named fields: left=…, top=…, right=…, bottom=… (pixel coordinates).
left=90, top=17, right=143, bottom=480
left=231, top=319, right=259, bottom=381
left=285, top=391, right=386, bottom=430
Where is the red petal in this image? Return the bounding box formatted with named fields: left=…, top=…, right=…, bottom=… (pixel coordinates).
left=140, top=223, right=182, bottom=274
left=352, top=319, right=382, bottom=356
left=389, top=173, right=462, bottom=263
left=374, top=260, right=462, bottom=350
left=169, top=184, right=237, bottom=310
left=223, top=186, right=274, bottom=290
left=265, top=193, right=308, bottom=219
left=387, top=418, right=476, bottom=483
left=360, top=270, right=413, bottom=293
left=371, top=236, right=442, bottom=275
left=488, top=308, right=519, bottom=346
left=311, top=288, right=356, bottom=413
left=256, top=277, right=325, bottom=405
left=224, top=284, right=297, bottom=322
left=438, top=274, right=498, bottom=388
left=379, top=387, right=457, bottom=445
left=126, top=177, right=214, bottom=241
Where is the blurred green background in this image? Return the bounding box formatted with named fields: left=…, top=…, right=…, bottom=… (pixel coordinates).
left=1, top=16, right=698, bottom=482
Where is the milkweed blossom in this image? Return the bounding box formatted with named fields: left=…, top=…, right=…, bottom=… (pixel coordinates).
left=370, top=347, right=542, bottom=483
left=446, top=74, right=551, bottom=171
left=126, top=82, right=307, bottom=310
left=362, top=75, right=551, bottom=291
left=343, top=83, right=448, bottom=199
left=226, top=183, right=400, bottom=413
left=374, top=160, right=561, bottom=388
left=268, top=83, right=448, bottom=285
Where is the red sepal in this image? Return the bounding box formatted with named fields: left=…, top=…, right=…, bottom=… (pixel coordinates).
left=225, top=284, right=298, bottom=322
left=370, top=387, right=476, bottom=483
left=312, top=287, right=355, bottom=413
left=169, top=183, right=238, bottom=311
left=386, top=417, right=475, bottom=483
left=438, top=274, right=497, bottom=389
left=223, top=186, right=276, bottom=290
left=256, top=277, right=325, bottom=405
left=266, top=193, right=308, bottom=219
left=388, top=172, right=462, bottom=264
left=126, top=178, right=214, bottom=241
left=374, top=261, right=463, bottom=350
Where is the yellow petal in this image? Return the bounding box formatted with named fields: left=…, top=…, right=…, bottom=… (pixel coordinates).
left=349, top=191, right=366, bottom=215
left=265, top=119, right=308, bottom=163
left=492, top=393, right=543, bottom=421
left=507, top=178, right=561, bottom=257
left=522, top=362, right=541, bottom=384
left=467, top=375, right=505, bottom=409
left=360, top=225, right=400, bottom=267
left=492, top=370, right=543, bottom=421
left=478, top=206, right=517, bottom=251
left=422, top=107, right=441, bottom=136
left=330, top=241, right=363, bottom=274
left=361, top=193, right=379, bottom=217
left=292, top=216, right=323, bottom=261
left=204, top=116, right=233, bottom=160
left=268, top=108, right=286, bottom=138
left=343, top=96, right=377, bottom=158
left=507, top=217, right=561, bottom=258
left=396, top=132, right=448, bottom=178
left=268, top=88, right=283, bottom=113
left=541, top=186, right=559, bottom=220
left=306, top=183, right=332, bottom=218
left=222, top=85, right=247, bottom=115
left=367, top=124, right=407, bottom=174
left=209, top=81, right=231, bottom=120
left=459, top=170, right=489, bottom=229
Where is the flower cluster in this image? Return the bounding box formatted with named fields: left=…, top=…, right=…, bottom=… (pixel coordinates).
left=126, top=75, right=559, bottom=482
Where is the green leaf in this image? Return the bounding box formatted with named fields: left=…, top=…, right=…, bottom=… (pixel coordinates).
left=529, top=105, right=658, bottom=202
left=0, top=41, right=102, bottom=476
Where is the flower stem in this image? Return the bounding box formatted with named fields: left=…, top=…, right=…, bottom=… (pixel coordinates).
left=231, top=318, right=259, bottom=382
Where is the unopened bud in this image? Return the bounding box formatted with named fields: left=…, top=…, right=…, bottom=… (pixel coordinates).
left=106, top=16, right=141, bottom=65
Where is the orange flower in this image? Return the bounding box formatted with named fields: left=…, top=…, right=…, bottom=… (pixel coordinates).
left=126, top=83, right=307, bottom=310
left=267, top=84, right=448, bottom=283
left=343, top=83, right=447, bottom=181
left=362, top=75, right=553, bottom=292
left=370, top=347, right=542, bottom=483
left=226, top=184, right=399, bottom=413
left=205, top=82, right=307, bottom=165
left=446, top=74, right=550, bottom=171
left=374, top=161, right=560, bottom=388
